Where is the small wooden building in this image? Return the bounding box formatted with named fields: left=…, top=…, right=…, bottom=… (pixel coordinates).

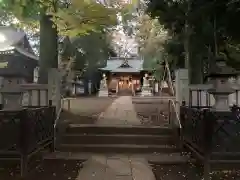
left=99, top=57, right=151, bottom=95
left=0, top=26, right=38, bottom=83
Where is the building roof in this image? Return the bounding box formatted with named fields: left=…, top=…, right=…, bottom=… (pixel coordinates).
left=99, top=57, right=144, bottom=73
left=0, top=26, right=38, bottom=60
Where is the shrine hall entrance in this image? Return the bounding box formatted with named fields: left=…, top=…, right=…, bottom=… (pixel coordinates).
left=118, top=76, right=131, bottom=90
left=116, top=75, right=141, bottom=96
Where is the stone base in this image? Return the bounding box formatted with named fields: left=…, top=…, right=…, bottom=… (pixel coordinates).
left=98, top=89, right=109, bottom=97
left=141, top=87, right=153, bottom=97
left=212, top=94, right=231, bottom=111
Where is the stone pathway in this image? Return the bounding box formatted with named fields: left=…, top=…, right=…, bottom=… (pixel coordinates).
left=76, top=155, right=155, bottom=180
left=97, top=96, right=141, bottom=125
left=75, top=96, right=156, bottom=180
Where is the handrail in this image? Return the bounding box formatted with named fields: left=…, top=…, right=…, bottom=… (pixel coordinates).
left=168, top=99, right=182, bottom=129
left=116, top=83, right=118, bottom=94
left=54, top=95, right=64, bottom=129
left=132, top=96, right=181, bottom=128
left=131, top=84, right=135, bottom=96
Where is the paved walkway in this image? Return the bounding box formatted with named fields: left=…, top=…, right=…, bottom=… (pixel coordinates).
left=76, top=155, right=155, bottom=180
left=76, top=96, right=156, bottom=180
left=97, top=96, right=141, bottom=125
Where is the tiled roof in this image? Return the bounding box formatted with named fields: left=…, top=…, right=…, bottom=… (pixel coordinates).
left=100, top=58, right=144, bottom=72
left=0, top=26, right=25, bottom=50
left=0, top=26, right=38, bottom=60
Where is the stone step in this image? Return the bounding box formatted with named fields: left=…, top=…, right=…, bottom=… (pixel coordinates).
left=66, top=124, right=172, bottom=135
left=98, top=91, right=109, bottom=97
left=62, top=134, right=174, bottom=145
left=58, top=144, right=178, bottom=154
left=44, top=152, right=190, bottom=165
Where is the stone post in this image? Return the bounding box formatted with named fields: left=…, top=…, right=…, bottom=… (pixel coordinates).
left=141, top=73, right=152, bottom=96
left=98, top=73, right=108, bottom=97
left=175, top=69, right=189, bottom=105
left=48, top=68, right=61, bottom=114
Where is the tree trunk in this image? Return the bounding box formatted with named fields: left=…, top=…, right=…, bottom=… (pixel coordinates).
left=190, top=54, right=203, bottom=84
left=184, top=1, right=191, bottom=83
left=38, top=12, right=58, bottom=84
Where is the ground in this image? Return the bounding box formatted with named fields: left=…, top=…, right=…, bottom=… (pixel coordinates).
left=133, top=100, right=169, bottom=126
left=152, top=164, right=240, bottom=180
left=0, top=159, right=83, bottom=180
left=66, top=96, right=156, bottom=180
left=61, top=97, right=116, bottom=124
left=1, top=96, right=239, bottom=180
left=61, top=96, right=169, bottom=126
left=59, top=96, right=240, bottom=180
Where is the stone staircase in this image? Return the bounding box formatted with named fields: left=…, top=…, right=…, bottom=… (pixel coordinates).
left=117, top=89, right=133, bottom=96
left=55, top=123, right=182, bottom=155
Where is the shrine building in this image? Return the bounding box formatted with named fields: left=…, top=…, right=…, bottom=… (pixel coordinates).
left=99, top=57, right=153, bottom=95
left=0, top=26, right=38, bottom=83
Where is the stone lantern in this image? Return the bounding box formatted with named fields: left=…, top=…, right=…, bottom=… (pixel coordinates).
left=206, top=56, right=239, bottom=111
left=141, top=73, right=152, bottom=96
left=98, top=73, right=108, bottom=97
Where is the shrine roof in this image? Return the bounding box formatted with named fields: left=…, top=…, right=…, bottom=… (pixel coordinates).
left=99, top=57, right=144, bottom=72
left=0, top=26, right=38, bottom=60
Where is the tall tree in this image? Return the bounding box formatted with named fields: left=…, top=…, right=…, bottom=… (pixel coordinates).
left=147, top=0, right=240, bottom=83
left=1, top=0, right=118, bottom=83
left=135, top=14, right=168, bottom=79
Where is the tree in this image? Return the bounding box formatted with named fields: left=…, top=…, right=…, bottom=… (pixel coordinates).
left=135, top=14, right=168, bottom=79
left=52, top=0, right=118, bottom=37
left=1, top=0, right=119, bottom=83
left=147, top=0, right=240, bottom=83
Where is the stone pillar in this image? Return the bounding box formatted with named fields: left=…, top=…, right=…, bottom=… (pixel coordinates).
left=98, top=73, right=108, bottom=97
left=236, top=76, right=240, bottom=106
left=48, top=68, right=61, bottom=113
left=141, top=73, right=152, bottom=96
left=154, top=82, right=159, bottom=93
left=175, top=69, right=189, bottom=105
left=88, top=80, right=92, bottom=95
left=33, top=66, right=39, bottom=83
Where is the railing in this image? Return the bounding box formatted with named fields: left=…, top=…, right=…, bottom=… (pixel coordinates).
left=0, top=104, right=55, bottom=177
left=131, top=84, right=135, bottom=96
left=132, top=97, right=182, bottom=129
left=180, top=106, right=209, bottom=154
left=168, top=99, right=182, bottom=129
left=54, top=95, right=65, bottom=128
left=116, top=83, right=119, bottom=95
left=21, top=84, right=49, bottom=106
left=180, top=105, right=240, bottom=179
left=0, top=84, right=49, bottom=107
left=189, top=88, right=240, bottom=107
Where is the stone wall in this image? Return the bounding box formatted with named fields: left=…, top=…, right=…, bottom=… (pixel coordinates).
left=175, top=68, right=240, bottom=107
left=21, top=84, right=49, bottom=106
left=0, top=68, right=61, bottom=112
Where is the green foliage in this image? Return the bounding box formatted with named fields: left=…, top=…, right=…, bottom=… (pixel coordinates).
left=2, top=0, right=119, bottom=37
left=60, top=31, right=115, bottom=74
left=147, top=0, right=240, bottom=83
left=135, top=14, right=169, bottom=80
left=51, top=0, right=118, bottom=37
left=72, top=31, right=114, bottom=70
